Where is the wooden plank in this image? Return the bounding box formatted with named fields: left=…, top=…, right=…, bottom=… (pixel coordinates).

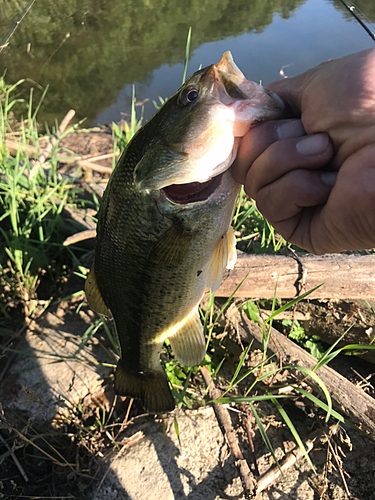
left=238, top=311, right=375, bottom=438
left=216, top=251, right=375, bottom=299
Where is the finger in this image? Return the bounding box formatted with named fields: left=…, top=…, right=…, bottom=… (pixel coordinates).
left=245, top=133, right=333, bottom=200
left=232, top=118, right=306, bottom=184
left=309, top=143, right=375, bottom=254
left=255, top=169, right=334, bottom=227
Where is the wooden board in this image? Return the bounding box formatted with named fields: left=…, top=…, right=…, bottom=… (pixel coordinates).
left=216, top=251, right=375, bottom=299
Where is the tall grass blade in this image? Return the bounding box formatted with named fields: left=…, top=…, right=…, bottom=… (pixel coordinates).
left=130, top=85, right=136, bottom=139
left=294, top=387, right=345, bottom=424
left=206, top=270, right=251, bottom=349
left=313, top=325, right=353, bottom=370
left=271, top=396, right=316, bottom=472
left=250, top=403, right=281, bottom=471
left=203, top=357, right=225, bottom=397
left=293, top=365, right=332, bottom=422
left=182, top=27, right=192, bottom=84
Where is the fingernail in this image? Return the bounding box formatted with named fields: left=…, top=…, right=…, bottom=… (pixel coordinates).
left=277, top=119, right=305, bottom=139
left=296, top=134, right=329, bottom=156
left=321, top=171, right=337, bottom=186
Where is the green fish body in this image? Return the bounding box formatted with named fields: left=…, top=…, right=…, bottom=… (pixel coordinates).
left=85, top=52, right=286, bottom=413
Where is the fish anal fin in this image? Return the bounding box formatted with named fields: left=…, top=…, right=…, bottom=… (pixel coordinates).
left=115, top=362, right=175, bottom=414
left=149, top=222, right=195, bottom=267
left=204, top=225, right=237, bottom=291
left=168, top=307, right=205, bottom=367
left=85, top=265, right=112, bottom=318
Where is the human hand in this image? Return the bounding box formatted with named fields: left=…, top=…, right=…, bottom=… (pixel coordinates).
left=233, top=49, right=375, bottom=254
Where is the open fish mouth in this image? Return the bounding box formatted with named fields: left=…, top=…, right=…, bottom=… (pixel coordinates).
left=162, top=173, right=223, bottom=205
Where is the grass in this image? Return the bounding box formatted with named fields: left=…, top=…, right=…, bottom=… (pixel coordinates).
left=0, top=78, right=89, bottom=320
left=1, top=49, right=375, bottom=498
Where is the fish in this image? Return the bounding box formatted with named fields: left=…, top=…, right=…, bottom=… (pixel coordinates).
left=85, top=52, right=286, bottom=413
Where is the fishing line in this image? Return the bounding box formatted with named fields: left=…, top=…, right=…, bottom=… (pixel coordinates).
left=339, top=0, right=375, bottom=42
left=0, top=0, right=37, bottom=53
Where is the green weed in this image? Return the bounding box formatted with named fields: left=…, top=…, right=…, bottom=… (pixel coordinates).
left=282, top=318, right=325, bottom=359
left=0, top=79, right=87, bottom=325
left=234, top=186, right=289, bottom=252
left=112, top=85, right=144, bottom=157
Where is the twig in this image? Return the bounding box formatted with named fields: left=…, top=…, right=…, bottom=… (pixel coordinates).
left=30, top=109, right=76, bottom=177
left=238, top=311, right=375, bottom=437
left=200, top=366, right=259, bottom=498
left=5, top=138, right=38, bottom=156
left=257, top=425, right=333, bottom=492
left=10, top=427, right=77, bottom=471
left=62, top=152, right=116, bottom=164
left=5, top=138, right=113, bottom=174
left=351, top=367, right=375, bottom=391
left=0, top=432, right=29, bottom=482
left=326, top=434, right=351, bottom=497
left=63, top=229, right=96, bottom=246
left=72, top=159, right=113, bottom=174
left=239, top=402, right=260, bottom=476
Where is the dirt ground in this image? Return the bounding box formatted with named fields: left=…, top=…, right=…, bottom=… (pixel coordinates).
left=1, top=130, right=375, bottom=500
left=1, top=296, right=375, bottom=500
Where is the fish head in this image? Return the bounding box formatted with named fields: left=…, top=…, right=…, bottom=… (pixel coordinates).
left=134, top=51, right=286, bottom=191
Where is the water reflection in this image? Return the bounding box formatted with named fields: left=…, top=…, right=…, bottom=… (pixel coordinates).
left=0, top=0, right=374, bottom=126
left=0, top=0, right=305, bottom=125
left=330, top=0, right=375, bottom=22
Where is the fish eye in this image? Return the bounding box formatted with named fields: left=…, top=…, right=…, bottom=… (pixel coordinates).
left=181, top=86, right=199, bottom=105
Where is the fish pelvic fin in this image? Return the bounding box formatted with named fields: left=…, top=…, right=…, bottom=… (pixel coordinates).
left=85, top=264, right=112, bottom=318
left=168, top=306, right=205, bottom=367
left=115, top=362, right=175, bottom=414
left=204, top=225, right=237, bottom=291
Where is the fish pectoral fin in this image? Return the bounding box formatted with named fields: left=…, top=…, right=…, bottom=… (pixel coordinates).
left=148, top=221, right=195, bottom=267
left=204, top=225, right=237, bottom=291
left=168, top=307, right=206, bottom=367
left=226, top=225, right=237, bottom=270
left=115, top=362, right=175, bottom=414
left=85, top=264, right=112, bottom=318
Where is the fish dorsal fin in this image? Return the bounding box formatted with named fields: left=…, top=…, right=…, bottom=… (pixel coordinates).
left=168, top=306, right=205, bottom=367
left=148, top=221, right=195, bottom=267
left=115, top=361, right=175, bottom=414
left=85, top=265, right=112, bottom=318
left=204, top=225, right=237, bottom=291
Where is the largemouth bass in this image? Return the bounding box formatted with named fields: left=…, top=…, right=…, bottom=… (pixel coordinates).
left=85, top=52, right=285, bottom=413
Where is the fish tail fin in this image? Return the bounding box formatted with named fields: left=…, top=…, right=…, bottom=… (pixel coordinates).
left=115, top=362, right=175, bottom=414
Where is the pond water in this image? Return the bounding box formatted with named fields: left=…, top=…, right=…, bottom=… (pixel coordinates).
left=0, top=0, right=374, bottom=127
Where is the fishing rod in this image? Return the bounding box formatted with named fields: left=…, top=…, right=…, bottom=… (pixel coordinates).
left=339, top=0, right=375, bottom=42
left=0, top=0, right=37, bottom=52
